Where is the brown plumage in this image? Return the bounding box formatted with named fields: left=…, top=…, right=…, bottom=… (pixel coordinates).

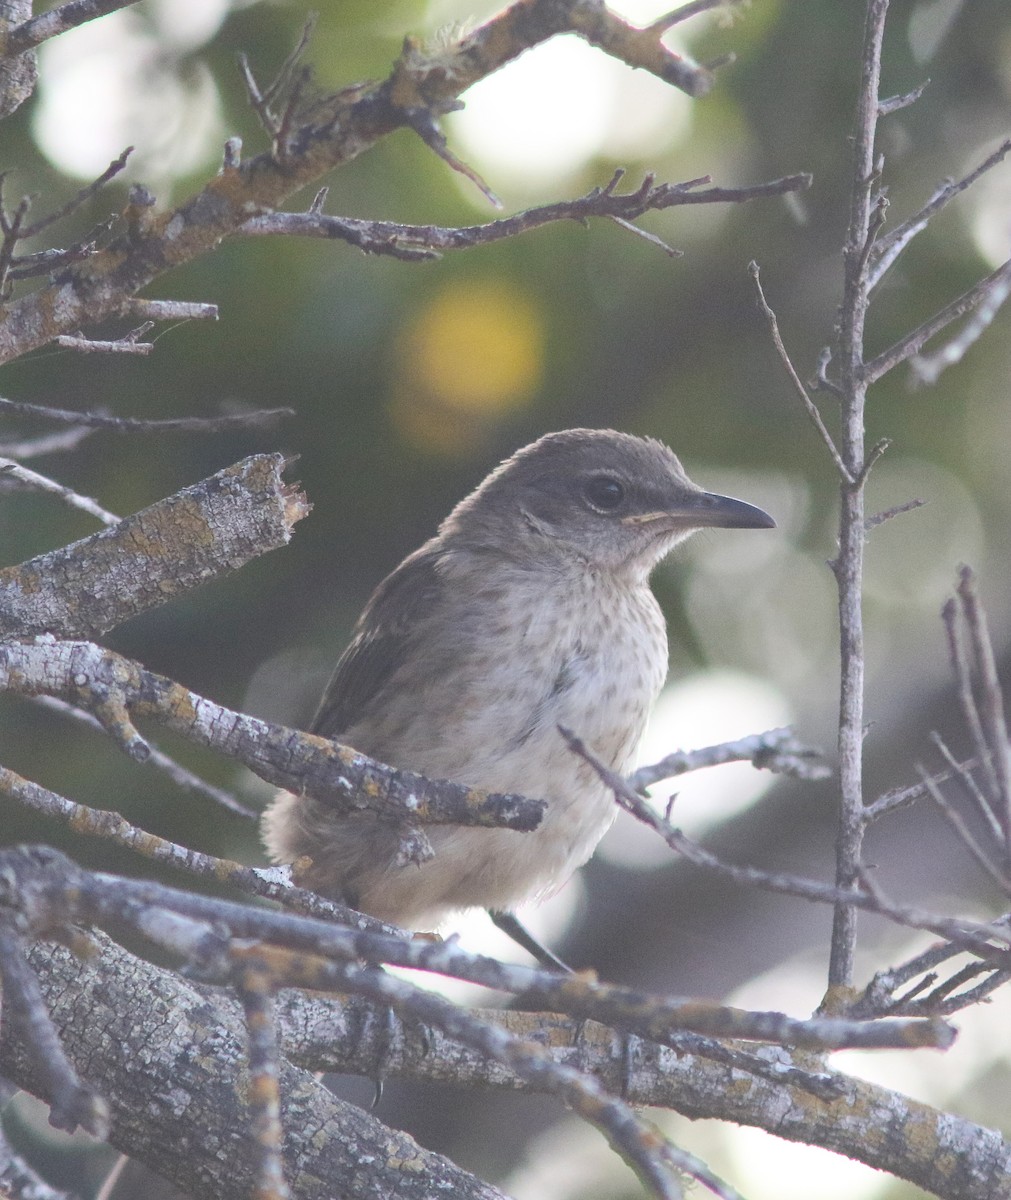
left=262, top=429, right=774, bottom=928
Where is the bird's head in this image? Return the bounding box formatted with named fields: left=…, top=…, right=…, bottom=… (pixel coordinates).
left=442, top=428, right=774, bottom=579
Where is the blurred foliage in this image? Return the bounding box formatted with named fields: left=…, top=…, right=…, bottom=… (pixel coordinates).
left=3, top=1, right=1011, bottom=1196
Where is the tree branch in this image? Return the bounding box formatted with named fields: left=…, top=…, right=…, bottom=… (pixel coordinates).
left=0, top=455, right=308, bottom=638
left=0, top=1, right=801, bottom=364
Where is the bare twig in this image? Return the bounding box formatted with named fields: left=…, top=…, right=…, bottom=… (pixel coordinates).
left=403, top=107, right=503, bottom=208
left=20, top=148, right=131, bottom=239
left=31, top=694, right=256, bottom=818
left=942, top=597, right=998, bottom=822
left=869, top=137, right=1011, bottom=275
left=240, top=172, right=813, bottom=259
left=852, top=926, right=1011, bottom=1019
left=827, top=0, right=889, bottom=990
left=0, top=457, right=119, bottom=525
left=1, top=847, right=957, bottom=1052
left=53, top=332, right=153, bottom=355
left=0, top=395, right=291, bottom=433
left=749, top=261, right=852, bottom=482
left=864, top=497, right=925, bottom=531
left=560, top=726, right=1004, bottom=961
left=629, top=727, right=829, bottom=791
left=0, top=1, right=807, bottom=365
left=916, top=764, right=1011, bottom=894
left=0, top=425, right=95, bottom=459
left=232, top=957, right=291, bottom=1200
left=930, top=733, right=1001, bottom=843
left=863, top=256, right=1011, bottom=384
left=228, top=947, right=700, bottom=1200
left=646, top=0, right=742, bottom=33
left=125, top=299, right=218, bottom=323
left=876, top=79, right=929, bottom=116
left=863, top=751, right=981, bottom=822
left=955, top=568, right=1011, bottom=867
left=4, top=0, right=141, bottom=55
left=911, top=265, right=1011, bottom=385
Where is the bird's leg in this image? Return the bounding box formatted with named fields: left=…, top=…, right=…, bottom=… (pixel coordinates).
left=488, top=909, right=572, bottom=973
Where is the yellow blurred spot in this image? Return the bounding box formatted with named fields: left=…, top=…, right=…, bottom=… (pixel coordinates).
left=391, top=279, right=544, bottom=455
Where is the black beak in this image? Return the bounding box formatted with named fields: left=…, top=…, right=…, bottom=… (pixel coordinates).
left=689, top=491, right=776, bottom=530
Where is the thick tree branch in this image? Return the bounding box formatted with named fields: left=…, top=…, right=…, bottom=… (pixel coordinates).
left=0, top=934, right=506, bottom=1200
left=0, top=641, right=546, bottom=834
left=1, top=930, right=1003, bottom=1200
left=0, top=455, right=307, bottom=638
left=2, top=0, right=141, bottom=56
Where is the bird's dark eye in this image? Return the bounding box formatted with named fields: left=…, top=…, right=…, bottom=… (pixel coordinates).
left=583, top=475, right=626, bottom=512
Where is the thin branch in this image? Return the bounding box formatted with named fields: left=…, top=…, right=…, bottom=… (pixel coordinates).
left=4, top=0, right=141, bottom=55
left=869, top=136, right=1011, bottom=274
left=0, top=425, right=95, bottom=459
left=864, top=496, right=925, bottom=531
left=629, top=727, right=829, bottom=791
left=560, top=726, right=1004, bottom=962
left=748, top=261, right=853, bottom=482
left=2, top=847, right=956, bottom=1052
left=0, top=395, right=292, bottom=433
left=226, top=946, right=699, bottom=1200
left=31, top=694, right=256, bottom=819
left=240, top=172, right=813, bottom=259
left=930, top=732, right=1002, bottom=844
left=0, top=457, right=119, bottom=525
left=258, top=15, right=316, bottom=110
left=876, top=79, right=929, bottom=116
left=851, top=927, right=1011, bottom=1019
left=20, top=148, right=132, bottom=239
left=53, top=332, right=153, bottom=355
left=942, top=596, right=999, bottom=821
left=911, top=264, right=1011, bottom=385
left=646, top=0, right=743, bottom=33
left=608, top=215, right=682, bottom=256
left=232, top=958, right=290, bottom=1200
left=863, top=256, right=1011, bottom=384
left=125, top=299, right=218, bottom=323
left=827, top=0, right=889, bottom=991
left=403, top=106, right=503, bottom=208
left=0, top=0, right=806, bottom=364
left=956, top=567, right=1011, bottom=868
left=916, top=764, right=1011, bottom=894
left=863, top=752, right=981, bottom=822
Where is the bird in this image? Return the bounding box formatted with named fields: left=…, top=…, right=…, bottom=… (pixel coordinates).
left=261, top=428, right=774, bottom=956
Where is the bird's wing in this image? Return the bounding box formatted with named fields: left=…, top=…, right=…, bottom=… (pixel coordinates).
left=309, top=542, right=444, bottom=739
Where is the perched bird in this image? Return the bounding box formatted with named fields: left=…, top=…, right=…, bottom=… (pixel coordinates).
left=262, top=429, right=773, bottom=945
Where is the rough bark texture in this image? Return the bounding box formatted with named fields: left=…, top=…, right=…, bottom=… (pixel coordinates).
left=0, top=455, right=308, bottom=638
left=0, top=934, right=506, bottom=1200
left=0, top=0, right=37, bottom=119
left=277, top=995, right=1011, bottom=1200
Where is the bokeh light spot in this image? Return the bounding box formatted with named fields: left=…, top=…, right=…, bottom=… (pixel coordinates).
left=391, top=279, right=544, bottom=454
